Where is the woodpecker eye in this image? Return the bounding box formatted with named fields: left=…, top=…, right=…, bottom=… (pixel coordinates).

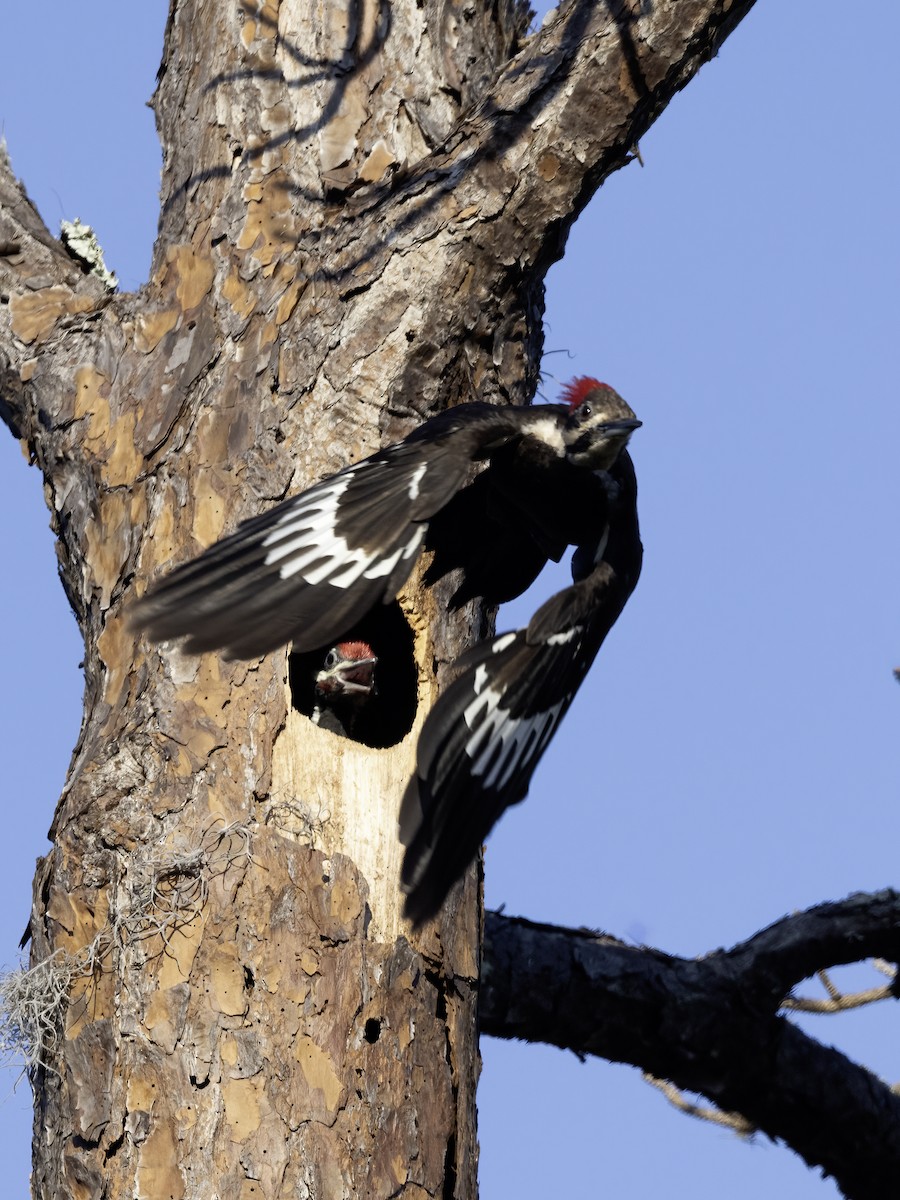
left=581, top=403, right=592, bottom=418
left=324, top=649, right=338, bottom=668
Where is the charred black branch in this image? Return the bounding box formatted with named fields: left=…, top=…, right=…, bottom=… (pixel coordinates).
left=481, top=892, right=900, bottom=1200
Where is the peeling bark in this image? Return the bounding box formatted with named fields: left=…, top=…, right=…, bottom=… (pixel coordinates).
left=0, top=1, right=759, bottom=1197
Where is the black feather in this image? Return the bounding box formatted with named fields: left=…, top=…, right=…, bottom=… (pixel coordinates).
left=131, top=402, right=572, bottom=659
left=400, top=451, right=642, bottom=924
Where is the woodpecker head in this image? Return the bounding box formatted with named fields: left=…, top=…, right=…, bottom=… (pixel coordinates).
left=560, top=377, right=641, bottom=469
left=314, top=641, right=378, bottom=708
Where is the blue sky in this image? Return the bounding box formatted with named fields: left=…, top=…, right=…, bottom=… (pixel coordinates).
left=1, top=2, right=898, bottom=1196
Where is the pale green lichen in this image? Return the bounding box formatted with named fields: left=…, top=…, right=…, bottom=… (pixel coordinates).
left=60, top=217, right=118, bottom=290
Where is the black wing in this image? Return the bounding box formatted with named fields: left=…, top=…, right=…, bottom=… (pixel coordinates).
left=423, top=461, right=558, bottom=607
left=399, top=626, right=589, bottom=923
left=132, top=403, right=560, bottom=659
left=422, top=439, right=611, bottom=607
left=400, top=451, right=642, bottom=924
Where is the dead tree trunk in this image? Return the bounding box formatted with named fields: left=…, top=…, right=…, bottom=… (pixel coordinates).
left=0, top=2, right=757, bottom=1196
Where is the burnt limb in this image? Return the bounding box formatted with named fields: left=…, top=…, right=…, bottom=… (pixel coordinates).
left=719, top=889, right=900, bottom=1003
left=481, top=894, right=900, bottom=1199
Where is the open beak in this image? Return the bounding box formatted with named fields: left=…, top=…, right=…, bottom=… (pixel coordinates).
left=315, top=656, right=378, bottom=700
left=337, top=657, right=378, bottom=695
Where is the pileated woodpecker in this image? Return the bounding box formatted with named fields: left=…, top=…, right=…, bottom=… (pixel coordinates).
left=131, top=379, right=640, bottom=659
left=399, top=448, right=642, bottom=925
left=311, top=641, right=378, bottom=738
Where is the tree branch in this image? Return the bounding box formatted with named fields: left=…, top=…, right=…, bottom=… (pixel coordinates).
left=480, top=892, right=900, bottom=1200
left=450, top=0, right=761, bottom=274
left=0, top=142, right=112, bottom=448
left=326, top=0, right=761, bottom=406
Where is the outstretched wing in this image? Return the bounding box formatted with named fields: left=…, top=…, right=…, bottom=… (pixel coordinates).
left=131, top=403, right=545, bottom=659
left=400, top=623, right=591, bottom=924
left=400, top=451, right=642, bottom=924
left=132, top=448, right=430, bottom=657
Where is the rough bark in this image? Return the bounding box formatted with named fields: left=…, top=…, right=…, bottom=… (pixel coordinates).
left=0, top=1, right=758, bottom=1197
left=481, top=892, right=900, bottom=1200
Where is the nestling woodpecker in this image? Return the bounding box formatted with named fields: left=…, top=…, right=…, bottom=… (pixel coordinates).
left=311, top=641, right=378, bottom=738
left=399, top=447, right=643, bottom=925
left=130, top=379, right=640, bottom=659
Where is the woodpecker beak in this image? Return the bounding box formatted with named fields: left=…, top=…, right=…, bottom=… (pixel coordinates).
left=340, top=656, right=377, bottom=695
left=564, top=415, right=641, bottom=469
left=597, top=417, right=642, bottom=438
left=314, top=653, right=378, bottom=702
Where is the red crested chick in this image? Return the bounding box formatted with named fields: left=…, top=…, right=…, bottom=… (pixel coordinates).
left=313, top=641, right=378, bottom=736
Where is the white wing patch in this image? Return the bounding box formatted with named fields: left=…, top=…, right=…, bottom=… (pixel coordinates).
left=462, top=650, right=566, bottom=791
left=546, top=628, right=579, bottom=646
left=261, top=465, right=423, bottom=589
left=407, top=461, right=427, bottom=501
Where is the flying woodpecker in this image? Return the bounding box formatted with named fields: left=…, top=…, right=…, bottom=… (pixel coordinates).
left=311, top=641, right=378, bottom=738
left=130, top=379, right=640, bottom=659
left=399, top=449, right=643, bottom=925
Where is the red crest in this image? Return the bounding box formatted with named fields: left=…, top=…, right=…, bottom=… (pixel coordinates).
left=559, top=376, right=608, bottom=409
left=336, top=640, right=376, bottom=661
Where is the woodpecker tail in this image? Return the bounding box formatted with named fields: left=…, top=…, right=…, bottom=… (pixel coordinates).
left=399, top=629, right=575, bottom=924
